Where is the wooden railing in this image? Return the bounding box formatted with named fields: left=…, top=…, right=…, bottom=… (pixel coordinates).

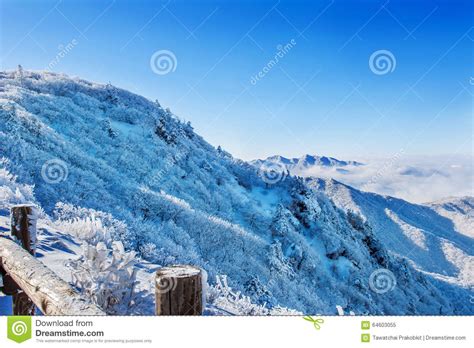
left=0, top=205, right=203, bottom=316
left=0, top=205, right=104, bottom=315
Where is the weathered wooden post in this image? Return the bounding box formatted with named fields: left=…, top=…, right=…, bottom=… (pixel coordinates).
left=11, top=205, right=37, bottom=254
left=10, top=205, right=37, bottom=315
left=155, top=265, right=203, bottom=315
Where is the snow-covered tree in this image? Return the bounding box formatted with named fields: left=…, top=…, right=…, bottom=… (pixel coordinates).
left=270, top=204, right=299, bottom=237
left=101, top=118, right=118, bottom=138
left=16, top=64, right=24, bottom=84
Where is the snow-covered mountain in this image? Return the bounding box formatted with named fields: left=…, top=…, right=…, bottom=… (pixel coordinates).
left=308, top=178, right=473, bottom=289
left=251, top=154, right=363, bottom=174
left=427, top=197, right=474, bottom=239
left=0, top=70, right=472, bottom=315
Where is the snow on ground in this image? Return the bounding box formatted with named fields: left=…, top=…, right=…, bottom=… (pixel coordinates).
left=0, top=160, right=299, bottom=315
left=439, top=241, right=474, bottom=287
left=384, top=208, right=427, bottom=250
left=309, top=178, right=474, bottom=288
left=428, top=197, right=474, bottom=238
left=0, top=209, right=299, bottom=315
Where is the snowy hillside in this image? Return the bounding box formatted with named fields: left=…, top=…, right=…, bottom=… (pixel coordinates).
left=309, top=178, right=474, bottom=289
left=427, top=197, right=474, bottom=239
left=0, top=69, right=472, bottom=315
left=0, top=155, right=298, bottom=316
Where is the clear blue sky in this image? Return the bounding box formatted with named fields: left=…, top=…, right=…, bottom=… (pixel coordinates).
left=1, top=0, right=472, bottom=160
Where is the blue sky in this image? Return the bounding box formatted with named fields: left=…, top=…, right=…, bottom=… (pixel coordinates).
left=1, top=0, right=472, bottom=160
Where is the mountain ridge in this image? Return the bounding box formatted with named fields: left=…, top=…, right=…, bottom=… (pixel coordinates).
left=251, top=154, right=364, bottom=170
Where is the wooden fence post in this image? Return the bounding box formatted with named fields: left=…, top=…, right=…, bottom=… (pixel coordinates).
left=11, top=205, right=37, bottom=255
left=155, top=265, right=202, bottom=315
left=10, top=205, right=37, bottom=315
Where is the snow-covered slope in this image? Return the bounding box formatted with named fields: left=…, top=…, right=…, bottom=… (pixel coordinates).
left=427, top=197, right=474, bottom=239
left=0, top=199, right=295, bottom=316
left=1, top=70, right=472, bottom=315
left=308, top=178, right=474, bottom=289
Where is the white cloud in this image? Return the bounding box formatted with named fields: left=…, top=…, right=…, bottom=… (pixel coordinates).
left=293, top=154, right=473, bottom=203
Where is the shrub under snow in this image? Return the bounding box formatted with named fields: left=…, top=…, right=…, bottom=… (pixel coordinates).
left=55, top=203, right=143, bottom=314
left=67, top=240, right=143, bottom=314
left=206, top=275, right=301, bottom=315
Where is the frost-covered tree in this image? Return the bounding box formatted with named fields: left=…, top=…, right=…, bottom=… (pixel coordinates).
left=206, top=275, right=301, bottom=315
left=270, top=204, right=299, bottom=237
left=105, top=83, right=119, bottom=105
left=54, top=203, right=134, bottom=248
left=268, top=241, right=295, bottom=279
left=183, top=121, right=194, bottom=139
left=16, top=64, right=24, bottom=84
left=347, top=210, right=366, bottom=232
left=154, top=117, right=178, bottom=144
left=101, top=118, right=118, bottom=138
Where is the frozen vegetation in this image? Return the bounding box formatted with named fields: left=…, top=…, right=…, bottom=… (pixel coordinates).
left=0, top=70, right=472, bottom=315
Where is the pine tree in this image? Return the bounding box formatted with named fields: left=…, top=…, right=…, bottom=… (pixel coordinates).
left=105, top=83, right=119, bottom=104
left=102, top=118, right=118, bottom=138
left=270, top=204, right=296, bottom=237
left=16, top=64, right=24, bottom=84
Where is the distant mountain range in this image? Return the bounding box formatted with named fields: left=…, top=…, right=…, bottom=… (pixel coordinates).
left=250, top=153, right=473, bottom=204
left=251, top=154, right=363, bottom=172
